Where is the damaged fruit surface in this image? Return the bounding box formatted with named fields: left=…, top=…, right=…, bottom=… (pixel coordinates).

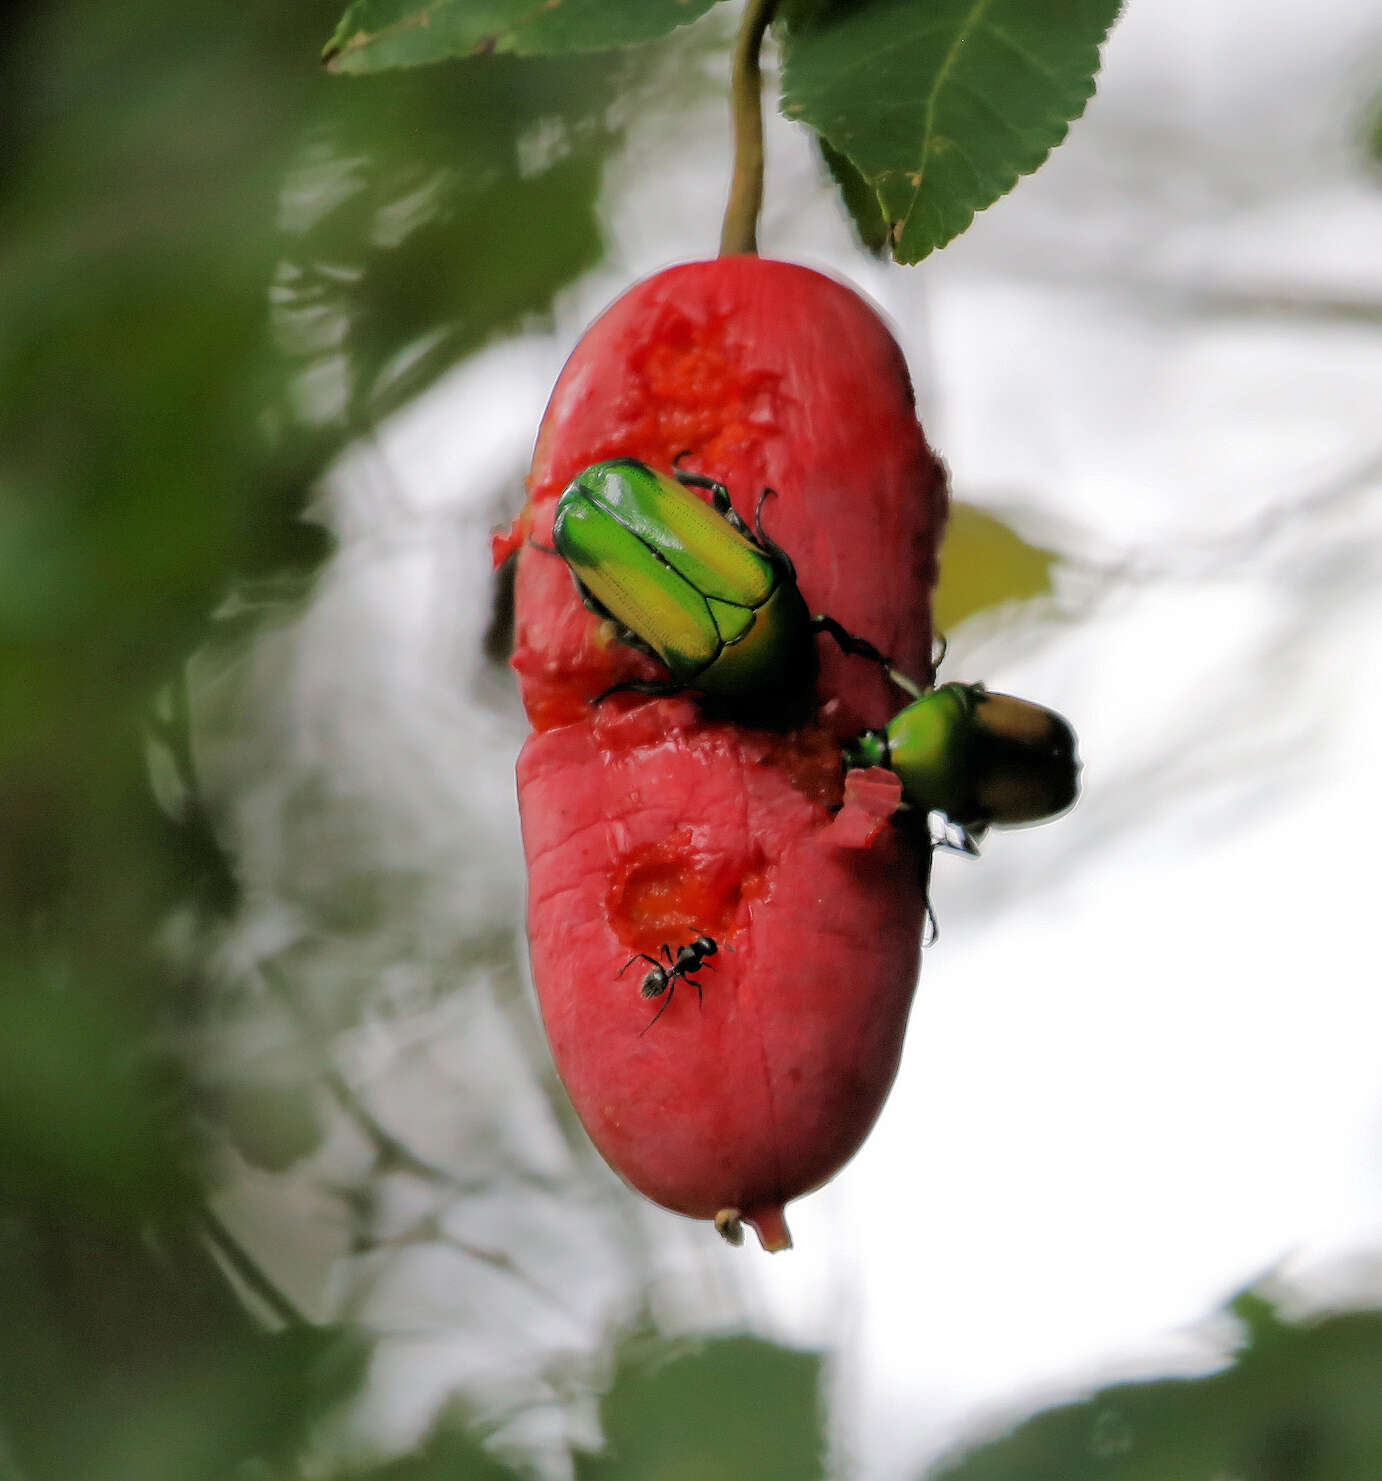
left=502, top=257, right=947, bottom=1249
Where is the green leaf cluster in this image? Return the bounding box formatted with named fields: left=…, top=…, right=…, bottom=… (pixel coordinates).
left=0, top=0, right=626, bottom=1473
left=321, top=0, right=1121, bottom=264
left=578, top=1334, right=826, bottom=1480
left=933, top=1290, right=1382, bottom=1481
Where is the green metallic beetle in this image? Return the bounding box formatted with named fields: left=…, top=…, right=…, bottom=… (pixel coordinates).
left=842, top=682, right=1080, bottom=853
left=552, top=458, right=890, bottom=721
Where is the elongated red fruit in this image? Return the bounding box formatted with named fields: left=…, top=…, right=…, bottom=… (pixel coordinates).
left=502, top=258, right=946, bottom=1250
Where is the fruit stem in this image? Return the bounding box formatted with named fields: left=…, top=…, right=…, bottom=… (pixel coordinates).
left=743, top=1202, right=793, bottom=1252
left=719, top=0, right=779, bottom=256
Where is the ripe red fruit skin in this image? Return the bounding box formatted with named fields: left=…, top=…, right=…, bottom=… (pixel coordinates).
left=507, top=258, right=946, bottom=1250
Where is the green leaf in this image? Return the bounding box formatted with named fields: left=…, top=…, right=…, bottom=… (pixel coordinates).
left=578, top=1334, right=825, bottom=1481
left=931, top=1292, right=1382, bottom=1481
left=933, top=504, right=1057, bottom=633
left=274, top=53, right=625, bottom=428
left=324, top=0, right=724, bottom=74
left=781, top=0, right=1123, bottom=263
left=819, top=137, right=889, bottom=254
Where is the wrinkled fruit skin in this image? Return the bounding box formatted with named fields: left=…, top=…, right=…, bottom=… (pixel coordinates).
left=506, top=258, right=946, bottom=1250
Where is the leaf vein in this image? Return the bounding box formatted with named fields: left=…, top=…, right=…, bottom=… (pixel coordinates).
left=904, top=0, right=995, bottom=228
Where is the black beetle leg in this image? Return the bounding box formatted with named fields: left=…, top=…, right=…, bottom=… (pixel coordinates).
left=810, top=615, right=926, bottom=699
left=809, top=614, right=893, bottom=670
left=751, top=487, right=777, bottom=544
left=591, top=677, right=687, bottom=706
left=673, top=466, right=756, bottom=539
left=748, top=489, right=799, bottom=577
left=929, top=814, right=983, bottom=857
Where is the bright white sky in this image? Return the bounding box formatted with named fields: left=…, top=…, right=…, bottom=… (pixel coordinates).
left=220, top=2, right=1382, bottom=1477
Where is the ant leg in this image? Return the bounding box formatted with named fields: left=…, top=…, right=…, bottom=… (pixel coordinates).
left=640, top=978, right=677, bottom=1035
left=619, top=953, right=661, bottom=978
left=661, top=944, right=674, bottom=964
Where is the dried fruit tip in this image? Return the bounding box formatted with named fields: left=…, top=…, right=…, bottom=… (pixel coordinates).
left=742, top=1204, right=793, bottom=1253
left=714, top=1208, right=745, bottom=1246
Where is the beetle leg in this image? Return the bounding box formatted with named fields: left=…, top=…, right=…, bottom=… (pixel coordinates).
left=747, top=489, right=800, bottom=579
left=527, top=538, right=559, bottom=556
left=811, top=614, right=928, bottom=701
left=673, top=467, right=756, bottom=540
left=928, top=813, right=983, bottom=857
left=809, top=614, right=895, bottom=672
left=590, top=677, right=688, bottom=706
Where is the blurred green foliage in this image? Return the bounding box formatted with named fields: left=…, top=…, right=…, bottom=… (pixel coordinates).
left=0, top=0, right=629, bottom=1472
left=933, top=504, right=1058, bottom=634
left=933, top=1290, right=1382, bottom=1481
left=6, top=0, right=1382, bottom=1474
left=324, top=0, right=724, bottom=72
left=579, top=1334, right=826, bottom=1481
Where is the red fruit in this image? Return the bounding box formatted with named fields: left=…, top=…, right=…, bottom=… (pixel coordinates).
left=506, top=258, right=946, bottom=1249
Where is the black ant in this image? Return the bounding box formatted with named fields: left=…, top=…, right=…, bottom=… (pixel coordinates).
left=619, top=935, right=719, bottom=1032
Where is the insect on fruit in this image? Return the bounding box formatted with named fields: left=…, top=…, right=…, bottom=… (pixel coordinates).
left=552, top=458, right=893, bottom=724
left=842, top=682, right=1080, bottom=852
left=619, top=934, right=719, bottom=1031
left=513, top=255, right=946, bottom=1252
